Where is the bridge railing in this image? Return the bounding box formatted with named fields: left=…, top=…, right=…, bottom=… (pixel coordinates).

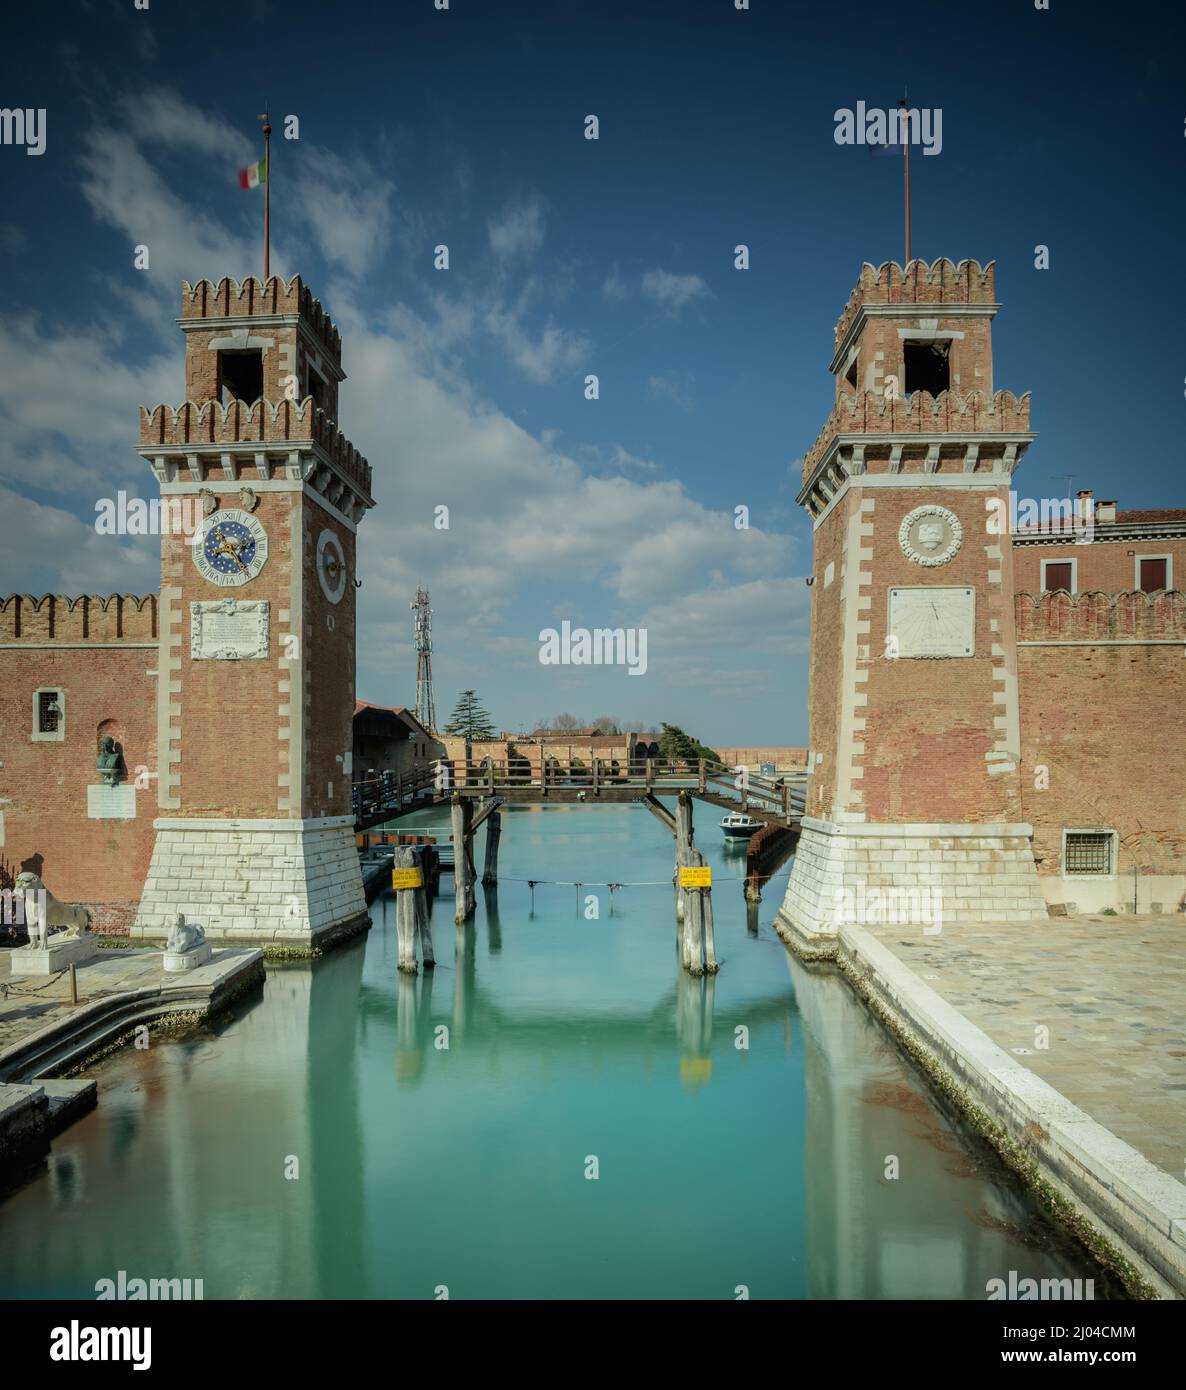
left=437, top=756, right=807, bottom=818
left=352, top=764, right=440, bottom=823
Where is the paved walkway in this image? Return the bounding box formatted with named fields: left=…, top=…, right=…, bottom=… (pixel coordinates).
left=0, top=945, right=253, bottom=1061
left=867, top=914, right=1186, bottom=1180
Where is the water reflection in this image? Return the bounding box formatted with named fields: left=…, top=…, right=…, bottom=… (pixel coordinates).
left=0, top=805, right=1112, bottom=1300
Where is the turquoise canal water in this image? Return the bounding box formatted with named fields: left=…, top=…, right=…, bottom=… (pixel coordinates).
left=0, top=804, right=1114, bottom=1299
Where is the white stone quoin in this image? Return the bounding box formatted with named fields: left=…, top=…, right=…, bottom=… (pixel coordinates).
left=130, top=815, right=366, bottom=947
left=778, top=816, right=1050, bottom=947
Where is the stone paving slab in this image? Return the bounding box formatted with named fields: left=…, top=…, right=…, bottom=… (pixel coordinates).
left=0, top=944, right=259, bottom=1062
left=866, top=914, right=1186, bottom=1180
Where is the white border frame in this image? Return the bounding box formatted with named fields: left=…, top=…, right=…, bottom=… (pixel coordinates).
left=1134, top=553, right=1172, bottom=593
left=1061, top=827, right=1118, bottom=880
left=31, top=687, right=65, bottom=742
left=1040, top=556, right=1078, bottom=593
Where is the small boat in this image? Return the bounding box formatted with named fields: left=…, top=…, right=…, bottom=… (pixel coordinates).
left=720, top=812, right=761, bottom=841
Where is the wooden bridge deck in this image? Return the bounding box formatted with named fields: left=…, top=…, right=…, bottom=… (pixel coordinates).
left=354, top=759, right=806, bottom=831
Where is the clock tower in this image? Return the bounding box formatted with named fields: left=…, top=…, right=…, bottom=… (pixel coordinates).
left=779, top=259, right=1049, bottom=950
left=130, top=275, right=374, bottom=952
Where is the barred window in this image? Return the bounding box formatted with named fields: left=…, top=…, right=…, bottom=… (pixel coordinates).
left=38, top=690, right=61, bottom=734
left=1064, top=831, right=1113, bottom=875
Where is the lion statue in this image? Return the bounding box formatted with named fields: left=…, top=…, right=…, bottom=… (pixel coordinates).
left=14, top=871, right=91, bottom=949
left=166, top=913, right=206, bottom=954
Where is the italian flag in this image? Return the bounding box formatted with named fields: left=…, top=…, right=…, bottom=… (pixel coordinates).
left=239, top=158, right=267, bottom=190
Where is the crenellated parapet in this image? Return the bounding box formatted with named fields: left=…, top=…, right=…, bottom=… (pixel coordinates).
left=833, top=258, right=996, bottom=350
left=181, top=275, right=341, bottom=363
left=801, top=387, right=1031, bottom=486
left=139, top=397, right=372, bottom=508
left=0, top=593, right=159, bottom=644
left=1015, top=590, right=1186, bottom=642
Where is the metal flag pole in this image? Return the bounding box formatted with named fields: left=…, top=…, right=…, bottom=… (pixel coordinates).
left=259, top=109, right=272, bottom=279
left=899, top=95, right=911, bottom=264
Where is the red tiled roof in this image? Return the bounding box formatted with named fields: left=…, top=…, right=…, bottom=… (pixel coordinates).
left=1114, top=509, right=1186, bottom=524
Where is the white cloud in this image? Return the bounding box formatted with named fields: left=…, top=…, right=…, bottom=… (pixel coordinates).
left=0, top=485, right=157, bottom=595
left=289, top=146, right=395, bottom=277
left=487, top=196, right=546, bottom=258
left=602, top=265, right=628, bottom=302
left=482, top=306, right=589, bottom=385
left=648, top=374, right=693, bottom=410
left=641, top=268, right=708, bottom=315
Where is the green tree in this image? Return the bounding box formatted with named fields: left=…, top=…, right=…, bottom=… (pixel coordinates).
left=444, top=689, right=498, bottom=740
left=657, top=722, right=720, bottom=766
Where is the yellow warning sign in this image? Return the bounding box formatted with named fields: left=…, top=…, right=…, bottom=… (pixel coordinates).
left=391, top=867, right=424, bottom=890
left=679, top=865, right=712, bottom=889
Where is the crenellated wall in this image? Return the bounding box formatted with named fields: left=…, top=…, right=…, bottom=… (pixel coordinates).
left=1015, top=589, right=1186, bottom=641
left=139, top=400, right=371, bottom=496
left=180, top=274, right=341, bottom=363
left=803, top=389, right=1030, bottom=483
left=832, top=258, right=996, bottom=350
left=0, top=593, right=158, bottom=644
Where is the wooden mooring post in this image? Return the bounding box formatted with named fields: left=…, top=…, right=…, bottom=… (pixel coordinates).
left=674, top=790, right=694, bottom=925
left=679, top=846, right=718, bottom=977
left=450, top=794, right=477, bottom=925
left=481, top=809, right=502, bottom=886
left=393, top=845, right=434, bottom=974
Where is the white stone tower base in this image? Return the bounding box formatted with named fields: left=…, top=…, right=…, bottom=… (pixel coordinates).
left=131, top=815, right=368, bottom=951
left=777, top=817, right=1049, bottom=954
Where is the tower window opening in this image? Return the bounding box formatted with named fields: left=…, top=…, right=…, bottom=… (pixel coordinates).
left=306, top=365, right=329, bottom=416
left=903, top=340, right=950, bottom=397
left=843, top=355, right=858, bottom=390
left=219, top=350, right=264, bottom=405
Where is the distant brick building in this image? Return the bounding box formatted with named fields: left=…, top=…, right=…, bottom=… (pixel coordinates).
left=353, top=702, right=444, bottom=782
left=780, top=259, right=1186, bottom=945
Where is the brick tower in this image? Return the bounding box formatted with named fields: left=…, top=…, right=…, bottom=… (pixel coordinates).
left=130, top=276, right=374, bottom=950
left=779, top=259, right=1049, bottom=949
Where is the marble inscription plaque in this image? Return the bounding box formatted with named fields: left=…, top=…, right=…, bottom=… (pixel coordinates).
left=190, top=599, right=270, bottom=660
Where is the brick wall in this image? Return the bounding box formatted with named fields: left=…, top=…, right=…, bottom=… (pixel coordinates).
left=0, top=596, right=159, bottom=929
left=715, top=747, right=808, bottom=768
left=1017, top=592, right=1186, bottom=896
left=857, top=485, right=1023, bottom=825
left=1013, top=538, right=1186, bottom=594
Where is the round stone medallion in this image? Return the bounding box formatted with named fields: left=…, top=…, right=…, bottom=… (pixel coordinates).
left=898, top=504, right=963, bottom=567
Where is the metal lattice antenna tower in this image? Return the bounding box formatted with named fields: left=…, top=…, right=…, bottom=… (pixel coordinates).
left=411, top=587, right=436, bottom=734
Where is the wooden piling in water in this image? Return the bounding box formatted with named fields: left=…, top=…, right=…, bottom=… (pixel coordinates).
left=394, top=846, right=420, bottom=974
left=411, top=846, right=434, bottom=969
left=481, top=809, right=501, bottom=886
left=674, top=791, right=694, bottom=925
left=451, top=794, right=476, bottom=925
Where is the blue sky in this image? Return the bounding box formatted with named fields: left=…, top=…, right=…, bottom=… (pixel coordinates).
left=0, top=0, right=1183, bottom=744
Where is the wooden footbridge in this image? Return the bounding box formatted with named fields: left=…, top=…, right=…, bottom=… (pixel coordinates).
left=355, top=758, right=807, bottom=975
left=353, top=757, right=806, bottom=832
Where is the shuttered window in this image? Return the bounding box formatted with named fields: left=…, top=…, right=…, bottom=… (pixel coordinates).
left=1137, top=557, right=1168, bottom=593
left=1042, top=561, right=1074, bottom=592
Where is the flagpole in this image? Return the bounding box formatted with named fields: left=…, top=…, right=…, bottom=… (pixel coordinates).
left=261, top=111, right=272, bottom=279
left=899, top=96, right=911, bottom=264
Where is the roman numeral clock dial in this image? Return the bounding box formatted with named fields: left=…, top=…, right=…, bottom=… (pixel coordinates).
left=192, top=509, right=268, bottom=586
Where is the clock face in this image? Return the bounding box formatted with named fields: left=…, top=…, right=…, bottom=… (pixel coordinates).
left=192, top=509, right=268, bottom=587
left=317, top=528, right=347, bottom=604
